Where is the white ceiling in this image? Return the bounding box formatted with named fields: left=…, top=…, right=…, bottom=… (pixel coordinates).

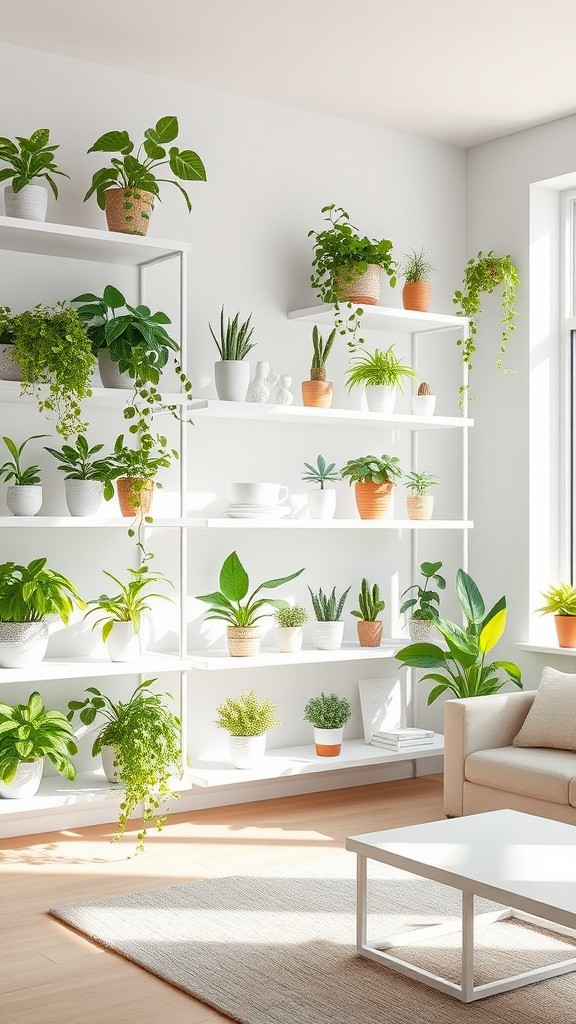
left=1, top=0, right=576, bottom=147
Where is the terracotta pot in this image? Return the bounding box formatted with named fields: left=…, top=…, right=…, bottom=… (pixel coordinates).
left=117, top=477, right=154, bottom=517
left=301, top=379, right=333, bottom=408
left=554, top=615, right=576, bottom=648
left=104, top=187, right=155, bottom=236
left=354, top=480, right=394, bottom=519
left=402, top=281, right=431, bottom=312
left=357, top=620, right=383, bottom=647
left=226, top=625, right=262, bottom=657
left=336, top=264, right=380, bottom=305
left=406, top=495, right=434, bottom=521
left=313, top=727, right=343, bottom=757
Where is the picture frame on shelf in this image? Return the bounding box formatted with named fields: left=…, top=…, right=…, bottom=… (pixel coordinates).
left=358, top=676, right=406, bottom=744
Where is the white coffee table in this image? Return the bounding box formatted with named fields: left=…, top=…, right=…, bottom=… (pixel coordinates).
left=346, top=809, right=576, bottom=1002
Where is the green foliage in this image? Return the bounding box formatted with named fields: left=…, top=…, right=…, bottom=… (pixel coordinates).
left=275, top=604, right=308, bottom=628
left=214, top=689, right=280, bottom=736
left=345, top=346, right=416, bottom=391
left=401, top=248, right=435, bottom=284
left=0, top=691, right=77, bottom=784
left=6, top=302, right=94, bottom=438
left=109, top=433, right=176, bottom=484
left=301, top=454, right=339, bottom=490
left=308, top=585, right=350, bottom=622
left=67, top=679, right=181, bottom=852
left=0, top=434, right=47, bottom=486
left=340, top=454, right=403, bottom=485
left=196, top=550, right=305, bottom=628
left=303, top=692, right=352, bottom=729
left=209, top=307, right=256, bottom=361
left=0, top=128, right=69, bottom=198
left=351, top=578, right=385, bottom=622
left=311, top=326, right=336, bottom=371
left=84, top=116, right=206, bottom=219
left=537, top=583, right=576, bottom=617
left=44, top=435, right=115, bottom=499
left=396, top=569, right=523, bottom=704
left=400, top=559, right=446, bottom=621
left=404, top=471, right=439, bottom=496
left=0, top=558, right=84, bottom=623
left=84, top=566, right=173, bottom=642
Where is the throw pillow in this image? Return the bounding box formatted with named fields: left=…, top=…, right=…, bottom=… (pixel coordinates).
left=513, top=666, right=576, bottom=750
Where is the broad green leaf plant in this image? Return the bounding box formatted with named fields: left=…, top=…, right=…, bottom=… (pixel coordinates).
left=0, top=559, right=84, bottom=624
left=0, top=691, right=77, bottom=785
left=196, top=551, right=304, bottom=627
left=84, top=566, right=173, bottom=643
left=0, top=434, right=47, bottom=486
left=0, top=128, right=69, bottom=198
left=44, top=435, right=115, bottom=499
left=400, top=560, right=446, bottom=622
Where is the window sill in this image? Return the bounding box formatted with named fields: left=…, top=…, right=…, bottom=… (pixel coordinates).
left=516, top=643, right=576, bottom=657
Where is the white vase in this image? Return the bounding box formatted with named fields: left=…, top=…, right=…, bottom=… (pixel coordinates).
left=65, top=479, right=104, bottom=517
left=106, top=622, right=142, bottom=662
left=313, top=620, right=345, bottom=651
left=366, top=385, right=396, bottom=413
left=0, top=758, right=44, bottom=799
left=214, top=360, right=250, bottom=402
left=307, top=489, right=336, bottom=520
left=0, top=344, right=21, bottom=381
left=276, top=626, right=304, bottom=653
left=229, top=733, right=267, bottom=769
left=101, top=745, right=120, bottom=784
left=7, top=484, right=42, bottom=516
left=0, top=621, right=49, bottom=668
left=313, top=727, right=344, bottom=757
left=98, top=350, right=133, bottom=389
left=411, top=394, right=437, bottom=416
left=4, top=183, right=48, bottom=222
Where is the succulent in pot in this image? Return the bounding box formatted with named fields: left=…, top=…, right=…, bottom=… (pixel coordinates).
left=400, top=560, right=445, bottom=642
left=345, top=345, right=416, bottom=414
left=404, top=470, right=439, bottom=521
left=302, top=326, right=336, bottom=408
left=0, top=434, right=48, bottom=516
left=0, top=691, right=77, bottom=800
left=275, top=604, right=308, bottom=653
left=351, top=578, right=386, bottom=647
left=537, top=584, right=576, bottom=649
left=303, top=691, right=352, bottom=757
left=308, top=585, right=350, bottom=650
left=301, top=454, right=339, bottom=520
left=84, top=566, right=173, bottom=662
left=401, top=248, right=435, bottom=312
left=45, top=435, right=115, bottom=517
left=0, top=128, right=70, bottom=222
left=67, top=679, right=181, bottom=852
left=411, top=380, right=436, bottom=416
left=196, top=550, right=304, bottom=657
left=0, top=558, right=84, bottom=668
left=214, top=689, right=281, bottom=769
left=340, top=454, right=402, bottom=520
left=209, top=306, right=256, bottom=402
left=84, top=116, right=206, bottom=235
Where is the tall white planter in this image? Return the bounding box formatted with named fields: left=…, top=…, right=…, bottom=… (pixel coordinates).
left=0, top=621, right=49, bottom=668
left=0, top=344, right=22, bottom=381
left=312, top=620, right=345, bottom=651
left=4, top=184, right=48, bottom=222
left=214, top=360, right=250, bottom=402
left=229, top=733, right=267, bottom=769
left=106, top=622, right=142, bottom=662
left=276, top=626, right=304, bottom=653
left=0, top=758, right=44, bottom=799
left=366, top=385, right=396, bottom=413
left=7, top=484, right=42, bottom=516
left=98, top=350, right=133, bottom=389
left=65, top=479, right=104, bottom=517
left=307, top=489, right=336, bottom=520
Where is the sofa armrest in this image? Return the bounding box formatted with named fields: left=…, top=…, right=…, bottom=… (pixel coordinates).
left=443, top=691, right=536, bottom=817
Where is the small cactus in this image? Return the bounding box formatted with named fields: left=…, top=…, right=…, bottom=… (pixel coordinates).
left=418, top=381, right=432, bottom=396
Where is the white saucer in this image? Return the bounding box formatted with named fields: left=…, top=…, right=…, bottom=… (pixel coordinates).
left=224, top=507, right=291, bottom=519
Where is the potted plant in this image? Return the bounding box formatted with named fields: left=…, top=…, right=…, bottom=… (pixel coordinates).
left=84, top=116, right=206, bottom=235
left=537, top=584, right=576, bottom=648
left=0, top=307, right=21, bottom=381
left=0, top=434, right=47, bottom=516
left=196, top=551, right=304, bottom=657
left=208, top=306, right=256, bottom=402
left=301, top=326, right=336, bottom=408
left=214, top=689, right=281, bottom=769
left=301, top=454, right=339, bottom=520
left=345, top=345, right=416, bottom=414
left=303, top=692, right=352, bottom=757
left=401, top=248, right=435, bottom=312
left=275, top=605, right=308, bottom=653
left=400, top=560, right=446, bottom=641
left=453, top=250, right=520, bottom=401
left=309, top=204, right=397, bottom=351
left=84, top=566, right=173, bottom=662
left=109, top=434, right=176, bottom=518
left=340, top=454, right=402, bottom=520
left=0, top=691, right=77, bottom=800
left=411, top=380, right=436, bottom=416
left=308, top=585, right=350, bottom=650
left=351, top=579, right=385, bottom=647
left=404, top=470, right=439, bottom=521
left=396, top=569, right=523, bottom=704
left=0, top=558, right=84, bottom=667
left=44, top=435, right=115, bottom=517
left=67, top=679, right=181, bottom=852
left=0, top=128, right=70, bottom=222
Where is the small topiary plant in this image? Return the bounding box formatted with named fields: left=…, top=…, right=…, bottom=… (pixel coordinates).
left=215, top=689, right=280, bottom=736
left=303, top=692, right=352, bottom=729
left=276, top=605, right=308, bottom=628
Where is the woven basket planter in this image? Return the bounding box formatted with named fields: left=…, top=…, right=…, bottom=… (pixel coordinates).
left=117, top=477, right=154, bottom=517
left=354, top=480, right=394, bottom=520
left=104, top=187, right=155, bottom=236
left=402, top=281, right=431, bottom=312
left=406, top=495, right=434, bottom=521
left=301, top=379, right=333, bottom=408
left=336, top=263, right=380, bottom=305
left=226, top=625, right=262, bottom=657
left=357, top=620, right=383, bottom=648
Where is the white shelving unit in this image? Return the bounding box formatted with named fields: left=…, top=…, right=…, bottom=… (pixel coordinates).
left=188, top=642, right=402, bottom=671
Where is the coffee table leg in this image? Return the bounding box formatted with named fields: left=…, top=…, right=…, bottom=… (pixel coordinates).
left=356, top=853, right=367, bottom=951
left=461, top=891, right=475, bottom=1001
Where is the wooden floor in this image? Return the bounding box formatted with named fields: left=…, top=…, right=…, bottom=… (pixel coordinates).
left=0, top=775, right=444, bottom=1024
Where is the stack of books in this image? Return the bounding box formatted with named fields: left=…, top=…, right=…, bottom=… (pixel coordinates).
left=370, top=727, right=435, bottom=751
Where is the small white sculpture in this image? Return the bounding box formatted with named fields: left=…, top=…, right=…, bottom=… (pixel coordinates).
left=275, top=375, right=294, bottom=406
left=247, top=361, right=279, bottom=403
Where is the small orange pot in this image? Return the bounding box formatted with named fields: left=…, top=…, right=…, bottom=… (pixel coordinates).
left=554, top=615, right=576, bottom=648
left=104, top=187, right=155, bottom=236
left=354, top=480, right=394, bottom=520
left=357, top=620, right=383, bottom=647
left=402, top=281, right=431, bottom=312
left=302, top=379, right=333, bottom=408
left=117, top=477, right=154, bottom=517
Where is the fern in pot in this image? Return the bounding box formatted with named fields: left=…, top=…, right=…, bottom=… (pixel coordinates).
left=303, top=692, right=352, bottom=757
left=308, top=585, right=350, bottom=650
left=275, top=604, right=308, bottom=653
left=215, top=689, right=280, bottom=769
left=0, top=691, right=77, bottom=800
left=301, top=454, right=339, bottom=520
left=0, top=558, right=84, bottom=667
left=45, top=435, right=115, bottom=517
left=209, top=306, right=256, bottom=402
left=345, top=346, right=416, bottom=414
left=84, top=566, right=173, bottom=662
left=0, top=434, right=47, bottom=516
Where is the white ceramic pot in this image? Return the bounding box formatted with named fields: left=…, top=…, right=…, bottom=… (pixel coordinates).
left=4, top=183, right=48, bottom=222
left=0, top=621, right=49, bottom=668
left=0, top=758, right=44, bottom=799
left=313, top=620, right=345, bottom=651
left=411, top=394, right=437, bottom=416
left=313, top=727, right=344, bottom=757
left=98, top=350, right=133, bottom=389
left=106, top=621, right=142, bottom=662
left=0, top=344, right=21, bottom=381
left=101, top=744, right=120, bottom=784
left=7, top=484, right=42, bottom=516
left=65, top=479, right=104, bottom=517
left=307, top=489, right=336, bottom=520
left=408, top=617, right=436, bottom=642
left=229, top=733, right=267, bottom=770
left=214, top=360, right=250, bottom=402
left=366, top=385, right=396, bottom=414
left=276, top=626, right=304, bottom=653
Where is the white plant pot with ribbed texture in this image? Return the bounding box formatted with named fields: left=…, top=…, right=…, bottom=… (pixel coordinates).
left=98, top=350, right=133, bottom=389
left=4, top=183, right=48, bottom=222
left=106, top=622, right=141, bottom=662
left=101, top=745, right=120, bottom=784
left=411, top=395, right=436, bottom=416
left=0, top=758, right=44, bottom=799
left=229, top=733, right=267, bottom=769
left=313, top=620, right=344, bottom=651
left=214, top=360, right=250, bottom=402
left=0, top=344, right=21, bottom=381
left=0, top=621, right=48, bottom=667
left=365, top=385, right=396, bottom=414
left=7, top=484, right=42, bottom=516
left=65, top=479, right=104, bottom=517
left=276, top=626, right=304, bottom=653
left=307, top=489, right=336, bottom=520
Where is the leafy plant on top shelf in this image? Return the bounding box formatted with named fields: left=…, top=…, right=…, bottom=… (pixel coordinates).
left=209, top=307, right=256, bottom=360
left=340, top=454, right=402, bottom=485
left=345, top=346, right=417, bottom=392
left=351, top=579, right=385, bottom=622
left=215, top=690, right=281, bottom=736
left=0, top=128, right=70, bottom=198
left=44, top=435, right=115, bottom=498
left=404, top=471, right=439, bottom=496
left=0, top=692, right=77, bottom=786
left=0, top=434, right=47, bottom=485
left=308, top=585, right=351, bottom=622
left=301, top=454, right=340, bottom=490
left=84, top=565, right=173, bottom=642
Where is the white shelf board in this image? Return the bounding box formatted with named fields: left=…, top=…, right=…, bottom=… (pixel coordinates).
left=187, top=735, right=445, bottom=788
left=0, top=215, right=190, bottom=266
left=0, top=653, right=187, bottom=686
left=0, top=516, right=183, bottom=528
left=288, top=304, right=467, bottom=335
left=188, top=641, right=400, bottom=671
left=188, top=399, right=472, bottom=431
left=182, top=518, right=473, bottom=530
left=516, top=643, right=576, bottom=657
left=0, top=379, right=187, bottom=407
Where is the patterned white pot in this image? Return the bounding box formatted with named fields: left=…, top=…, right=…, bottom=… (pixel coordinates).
left=307, top=489, right=336, bottom=520
left=0, top=621, right=49, bottom=667
left=411, top=395, right=437, bottom=416
left=229, top=733, right=267, bottom=769
left=276, top=626, right=304, bottom=653
left=65, top=479, right=104, bottom=517
left=313, top=727, right=344, bottom=757
left=408, top=618, right=436, bottom=642
left=214, top=360, right=250, bottom=402
left=106, top=622, right=141, bottom=662
left=4, top=183, right=48, bottom=222
left=0, top=758, right=44, bottom=799
left=313, top=620, right=344, bottom=651
left=101, top=745, right=120, bottom=784
left=0, top=344, right=21, bottom=381
left=365, top=385, right=396, bottom=414
left=98, top=350, right=133, bottom=389
left=7, top=485, right=42, bottom=516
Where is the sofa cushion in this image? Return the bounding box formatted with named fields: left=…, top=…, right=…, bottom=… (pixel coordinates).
left=513, top=666, right=576, bottom=751
left=465, top=745, right=576, bottom=805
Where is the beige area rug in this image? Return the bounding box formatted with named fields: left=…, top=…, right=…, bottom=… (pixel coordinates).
left=50, top=852, right=576, bottom=1024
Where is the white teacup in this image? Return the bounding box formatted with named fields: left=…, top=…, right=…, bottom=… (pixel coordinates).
left=229, top=482, right=289, bottom=506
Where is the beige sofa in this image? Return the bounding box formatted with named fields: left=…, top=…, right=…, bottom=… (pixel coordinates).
left=444, top=691, right=576, bottom=825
